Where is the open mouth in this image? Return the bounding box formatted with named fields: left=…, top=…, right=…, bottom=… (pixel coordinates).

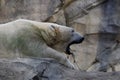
left=65, top=37, right=84, bottom=55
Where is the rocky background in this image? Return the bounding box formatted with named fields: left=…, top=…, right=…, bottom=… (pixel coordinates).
left=0, top=0, right=120, bottom=79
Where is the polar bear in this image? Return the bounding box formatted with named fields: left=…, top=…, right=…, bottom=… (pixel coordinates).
left=0, top=19, right=84, bottom=69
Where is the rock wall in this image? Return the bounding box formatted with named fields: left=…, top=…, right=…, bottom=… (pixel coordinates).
left=0, top=0, right=120, bottom=72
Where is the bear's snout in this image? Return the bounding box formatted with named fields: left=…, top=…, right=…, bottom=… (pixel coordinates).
left=75, top=37, right=84, bottom=43
left=65, top=32, right=84, bottom=55
left=71, top=32, right=84, bottom=44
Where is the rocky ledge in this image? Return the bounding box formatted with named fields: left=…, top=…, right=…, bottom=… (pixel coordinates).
left=0, top=58, right=120, bottom=80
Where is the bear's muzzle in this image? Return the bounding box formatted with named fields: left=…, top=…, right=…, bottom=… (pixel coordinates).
left=65, top=32, right=84, bottom=55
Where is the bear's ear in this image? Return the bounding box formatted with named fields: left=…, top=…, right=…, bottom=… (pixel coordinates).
left=40, top=25, right=61, bottom=46
left=50, top=25, right=58, bottom=32
left=50, top=25, right=61, bottom=37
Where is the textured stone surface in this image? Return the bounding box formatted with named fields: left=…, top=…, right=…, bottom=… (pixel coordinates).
left=45, top=10, right=66, bottom=25
left=0, top=58, right=120, bottom=80
left=0, top=0, right=61, bottom=23
left=65, top=0, right=120, bottom=71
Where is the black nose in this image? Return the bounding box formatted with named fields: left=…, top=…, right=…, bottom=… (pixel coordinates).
left=72, top=37, right=84, bottom=44
left=80, top=37, right=84, bottom=43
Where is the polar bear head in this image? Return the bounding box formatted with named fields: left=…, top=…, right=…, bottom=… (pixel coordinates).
left=36, top=22, right=84, bottom=55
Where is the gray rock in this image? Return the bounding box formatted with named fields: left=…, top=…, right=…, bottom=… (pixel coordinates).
left=95, top=0, right=120, bottom=72
left=66, top=0, right=120, bottom=72
left=45, top=10, right=66, bottom=25
left=0, top=58, right=120, bottom=80
left=0, top=0, right=61, bottom=23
